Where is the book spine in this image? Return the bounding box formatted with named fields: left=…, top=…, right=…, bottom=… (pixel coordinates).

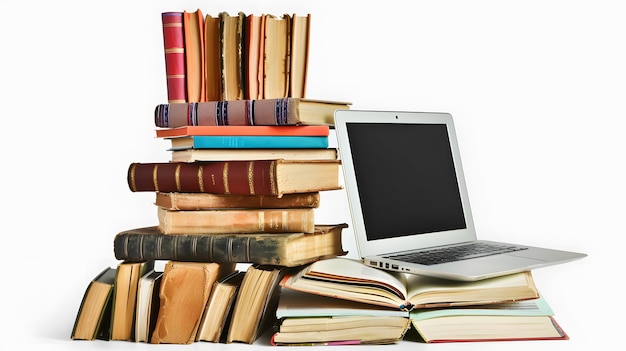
left=156, top=192, right=320, bottom=210
left=154, top=98, right=301, bottom=127
left=114, top=233, right=288, bottom=264
left=162, top=12, right=187, bottom=103
left=127, top=161, right=278, bottom=195
left=157, top=207, right=315, bottom=234
left=179, top=135, right=329, bottom=149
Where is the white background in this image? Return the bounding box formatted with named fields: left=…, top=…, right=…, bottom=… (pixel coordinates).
left=1, top=0, right=623, bottom=350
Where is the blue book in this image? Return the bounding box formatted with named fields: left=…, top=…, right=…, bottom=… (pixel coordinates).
left=169, top=135, right=329, bottom=149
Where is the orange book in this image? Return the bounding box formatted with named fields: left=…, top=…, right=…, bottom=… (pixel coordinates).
left=204, top=14, right=221, bottom=101
left=184, top=9, right=206, bottom=102
left=155, top=125, right=329, bottom=138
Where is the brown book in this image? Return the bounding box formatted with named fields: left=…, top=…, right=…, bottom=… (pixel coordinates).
left=219, top=12, right=245, bottom=100
left=226, top=265, right=288, bottom=344
left=244, top=13, right=264, bottom=99
left=154, top=98, right=351, bottom=127
left=157, top=207, right=315, bottom=234
left=204, top=13, right=221, bottom=101
left=127, top=160, right=342, bottom=196
left=170, top=148, right=338, bottom=162
left=289, top=13, right=310, bottom=98
left=110, top=261, right=154, bottom=341
left=113, top=224, right=348, bottom=267
left=150, top=261, right=236, bottom=344
left=196, top=271, right=246, bottom=342
left=71, top=267, right=116, bottom=341
left=183, top=9, right=205, bottom=102
left=280, top=258, right=540, bottom=311
left=263, top=14, right=291, bottom=99
left=155, top=192, right=321, bottom=210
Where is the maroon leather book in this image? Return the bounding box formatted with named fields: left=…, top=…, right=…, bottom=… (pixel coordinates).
left=162, top=12, right=186, bottom=103
left=127, top=160, right=341, bottom=196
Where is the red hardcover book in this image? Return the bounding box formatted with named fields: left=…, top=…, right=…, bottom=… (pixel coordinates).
left=127, top=160, right=342, bottom=196
left=154, top=98, right=351, bottom=127
left=155, top=125, right=330, bottom=138
left=162, top=12, right=186, bottom=103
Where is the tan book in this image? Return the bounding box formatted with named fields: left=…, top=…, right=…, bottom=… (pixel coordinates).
left=280, top=257, right=539, bottom=311
left=183, top=9, right=205, bottom=102
left=157, top=207, right=315, bottom=234
left=289, top=13, right=310, bottom=98
left=263, top=14, right=291, bottom=98
left=196, top=271, right=246, bottom=342
left=204, top=13, right=221, bottom=101
left=219, top=12, right=245, bottom=100
left=110, top=261, right=154, bottom=341
left=226, top=265, right=287, bottom=344
left=71, top=267, right=116, bottom=340
left=155, top=192, right=321, bottom=210
left=150, top=261, right=236, bottom=344
left=171, top=148, right=338, bottom=162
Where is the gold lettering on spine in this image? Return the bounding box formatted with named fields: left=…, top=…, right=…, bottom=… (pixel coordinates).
left=197, top=166, right=204, bottom=192
left=129, top=163, right=137, bottom=191
left=152, top=164, right=159, bottom=192
left=223, top=162, right=230, bottom=194
left=269, top=161, right=277, bottom=195
left=258, top=211, right=265, bottom=231
left=174, top=164, right=182, bottom=191
left=248, top=161, right=256, bottom=195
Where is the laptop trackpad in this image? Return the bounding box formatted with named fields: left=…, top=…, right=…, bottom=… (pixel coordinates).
left=475, top=255, right=545, bottom=269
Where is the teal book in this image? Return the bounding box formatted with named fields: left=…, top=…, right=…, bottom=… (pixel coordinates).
left=169, top=135, right=329, bottom=150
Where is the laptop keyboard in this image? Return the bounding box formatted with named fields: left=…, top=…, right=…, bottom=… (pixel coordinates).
left=385, top=242, right=529, bottom=266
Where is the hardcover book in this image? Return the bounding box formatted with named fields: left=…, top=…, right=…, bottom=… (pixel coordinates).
left=110, top=261, right=154, bottom=341
left=219, top=12, right=245, bottom=100
left=154, top=192, right=321, bottom=210
left=134, top=270, right=163, bottom=343
left=71, top=267, right=116, bottom=341
left=196, top=271, right=246, bottom=343
left=150, top=261, right=236, bottom=344
left=161, top=12, right=186, bottom=103
left=204, top=13, right=221, bottom=101
left=263, top=14, right=291, bottom=99
left=113, top=224, right=348, bottom=267
left=289, top=13, right=310, bottom=98
left=127, top=160, right=342, bottom=196
left=170, top=148, right=338, bottom=162
left=155, top=125, right=330, bottom=138
left=154, top=98, right=351, bottom=127
left=168, top=135, right=329, bottom=150
left=183, top=9, right=205, bottom=102
left=157, top=207, right=316, bottom=234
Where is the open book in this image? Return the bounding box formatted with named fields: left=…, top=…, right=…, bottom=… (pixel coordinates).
left=279, top=257, right=539, bottom=311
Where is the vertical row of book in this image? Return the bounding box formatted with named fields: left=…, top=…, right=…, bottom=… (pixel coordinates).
left=70, top=9, right=354, bottom=345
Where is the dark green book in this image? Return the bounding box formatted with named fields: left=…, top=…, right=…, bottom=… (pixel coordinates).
left=71, top=267, right=116, bottom=340
left=113, top=224, right=348, bottom=267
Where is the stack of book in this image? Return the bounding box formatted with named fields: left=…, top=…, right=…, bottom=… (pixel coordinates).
left=70, top=8, right=353, bottom=346
left=273, top=257, right=569, bottom=345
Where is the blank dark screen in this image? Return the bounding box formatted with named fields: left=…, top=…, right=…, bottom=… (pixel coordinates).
left=346, top=123, right=467, bottom=240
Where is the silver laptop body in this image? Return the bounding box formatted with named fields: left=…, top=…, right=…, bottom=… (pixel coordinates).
left=334, top=110, right=586, bottom=281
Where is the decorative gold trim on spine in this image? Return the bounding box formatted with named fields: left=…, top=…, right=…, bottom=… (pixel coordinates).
left=197, top=165, right=204, bottom=192
left=247, top=161, right=256, bottom=195
left=223, top=162, right=230, bottom=194
left=152, top=164, right=159, bottom=192
left=269, top=161, right=277, bottom=195
left=174, top=164, right=182, bottom=191
left=129, top=163, right=137, bottom=191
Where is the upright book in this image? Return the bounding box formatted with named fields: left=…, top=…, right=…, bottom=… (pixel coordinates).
left=154, top=98, right=351, bottom=127
left=156, top=207, right=316, bottom=234
left=110, top=260, right=154, bottom=341
left=161, top=12, right=186, bottom=103
left=289, top=13, right=310, bottom=98
left=263, top=14, right=291, bottom=99
left=280, top=257, right=539, bottom=311
left=183, top=9, right=205, bottom=102
left=226, top=265, right=288, bottom=344
left=113, top=224, right=348, bottom=267
left=134, top=270, right=163, bottom=343
left=196, top=270, right=246, bottom=343
left=71, top=267, right=116, bottom=341
left=150, top=261, right=236, bottom=344
left=204, top=13, right=221, bottom=101
left=219, top=12, right=245, bottom=100
left=127, top=160, right=342, bottom=196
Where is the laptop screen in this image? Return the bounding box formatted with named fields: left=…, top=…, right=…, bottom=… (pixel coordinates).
left=345, top=122, right=467, bottom=241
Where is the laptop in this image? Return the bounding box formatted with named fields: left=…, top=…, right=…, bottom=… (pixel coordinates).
left=334, top=110, right=586, bottom=281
